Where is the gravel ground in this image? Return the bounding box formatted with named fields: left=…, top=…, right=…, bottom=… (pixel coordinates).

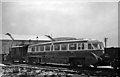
left=0, top=66, right=91, bottom=77
left=0, top=67, right=4, bottom=77
left=0, top=65, right=118, bottom=77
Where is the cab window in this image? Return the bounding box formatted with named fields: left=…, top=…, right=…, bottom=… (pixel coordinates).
left=92, top=43, right=103, bottom=49
left=93, top=43, right=98, bottom=49
left=99, top=43, right=104, bottom=49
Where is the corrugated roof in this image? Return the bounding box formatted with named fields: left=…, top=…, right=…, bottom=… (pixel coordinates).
left=0, top=34, right=51, bottom=41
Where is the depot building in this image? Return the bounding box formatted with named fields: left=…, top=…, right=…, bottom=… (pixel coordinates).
left=0, top=34, right=50, bottom=63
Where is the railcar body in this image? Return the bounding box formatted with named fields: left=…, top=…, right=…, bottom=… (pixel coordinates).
left=27, top=39, right=104, bottom=66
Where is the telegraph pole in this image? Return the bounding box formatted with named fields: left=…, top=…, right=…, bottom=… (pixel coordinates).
left=104, top=37, right=108, bottom=54
left=104, top=37, right=108, bottom=48
left=36, top=36, right=38, bottom=43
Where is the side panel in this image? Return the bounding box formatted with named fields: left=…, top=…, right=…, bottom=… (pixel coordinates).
left=27, top=50, right=101, bottom=65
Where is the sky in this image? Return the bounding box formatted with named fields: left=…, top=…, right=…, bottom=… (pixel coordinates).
left=0, top=0, right=119, bottom=47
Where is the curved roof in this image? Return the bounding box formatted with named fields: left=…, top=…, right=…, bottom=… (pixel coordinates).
left=54, top=37, right=77, bottom=41
left=29, top=38, right=101, bottom=47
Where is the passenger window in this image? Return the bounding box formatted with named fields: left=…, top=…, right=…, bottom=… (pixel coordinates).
left=54, top=44, right=60, bottom=50
left=88, top=43, right=93, bottom=49
left=28, top=47, right=31, bottom=52
left=93, top=43, right=98, bottom=49
left=36, top=46, right=39, bottom=51
left=39, top=46, right=41, bottom=51
left=40, top=46, right=44, bottom=51
left=61, top=44, right=68, bottom=50
left=51, top=45, right=53, bottom=51
left=78, top=43, right=82, bottom=50
left=45, top=45, right=50, bottom=51
left=82, top=43, right=84, bottom=49
left=31, top=47, right=35, bottom=51
left=69, top=43, right=76, bottom=50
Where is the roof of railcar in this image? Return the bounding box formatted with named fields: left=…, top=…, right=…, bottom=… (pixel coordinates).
left=28, top=39, right=102, bottom=47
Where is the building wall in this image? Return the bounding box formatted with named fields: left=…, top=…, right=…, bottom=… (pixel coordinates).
left=0, top=40, right=2, bottom=54
left=0, top=54, right=4, bottom=63
left=0, top=39, right=50, bottom=63
left=0, top=40, right=50, bottom=54
left=0, top=54, right=2, bottom=63
left=105, top=47, right=120, bottom=61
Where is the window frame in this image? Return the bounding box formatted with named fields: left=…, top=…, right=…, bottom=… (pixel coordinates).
left=69, top=43, right=77, bottom=50
left=61, top=44, right=68, bottom=50
left=45, top=45, right=51, bottom=51
left=40, top=45, right=44, bottom=51
left=78, top=43, right=82, bottom=50
left=31, top=46, right=35, bottom=52
left=88, top=43, right=94, bottom=50
left=54, top=44, right=60, bottom=51
left=36, top=46, right=39, bottom=51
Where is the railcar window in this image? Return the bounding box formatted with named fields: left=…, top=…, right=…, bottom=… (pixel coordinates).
left=78, top=43, right=82, bottom=50
left=82, top=43, right=84, bottom=49
left=54, top=44, right=60, bottom=50
left=45, top=45, right=50, bottom=51
left=61, top=44, right=68, bottom=50
left=78, top=43, right=84, bottom=50
left=31, top=47, right=35, bottom=51
left=40, top=46, right=44, bottom=51
left=98, top=44, right=101, bottom=49
left=38, top=46, right=40, bottom=51
left=36, top=46, right=39, bottom=51
left=99, top=44, right=103, bottom=49
left=51, top=45, right=53, bottom=51
left=93, top=43, right=98, bottom=49
left=28, top=47, right=31, bottom=52
left=88, top=43, right=93, bottom=49
left=97, top=43, right=104, bottom=49
left=69, top=43, right=77, bottom=50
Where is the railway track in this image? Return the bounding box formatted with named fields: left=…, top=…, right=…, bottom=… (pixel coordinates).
left=3, top=63, right=119, bottom=77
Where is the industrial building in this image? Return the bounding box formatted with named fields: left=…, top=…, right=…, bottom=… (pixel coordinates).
left=0, top=34, right=50, bottom=63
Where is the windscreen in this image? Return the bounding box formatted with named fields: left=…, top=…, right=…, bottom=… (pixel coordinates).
left=88, top=42, right=104, bottom=50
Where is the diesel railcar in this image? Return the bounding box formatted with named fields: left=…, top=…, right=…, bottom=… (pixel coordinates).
left=26, top=39, right=104, bottom=66
left=5, top=38, right=119, bottom=69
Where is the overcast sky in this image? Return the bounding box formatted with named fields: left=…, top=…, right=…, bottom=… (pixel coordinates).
left=0, top=0, right=118, bottom=47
